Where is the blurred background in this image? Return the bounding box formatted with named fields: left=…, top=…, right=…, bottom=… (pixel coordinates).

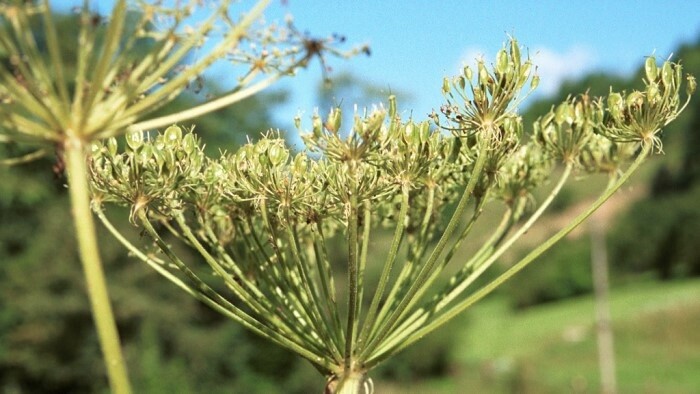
left=1, top=1, right=699, bottom=393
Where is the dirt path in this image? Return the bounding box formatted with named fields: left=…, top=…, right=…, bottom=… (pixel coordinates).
left=514, top=183, right=647, bottom=251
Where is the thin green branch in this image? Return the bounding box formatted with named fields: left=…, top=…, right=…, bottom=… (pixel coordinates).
left=94, top=206, right=195, bottom=296
left=284, top=218, right=343, bottom=362
left=199, top=223, right=267, bottom=300
left=0, top=64, right=62, bottom=133
left=258, top=200, right=325, bottom=345
left=435, top=196, right=487, bottom=273
left=122, top=0, right=269, bottom=121
left=71, top=3, right=95, bottom=125
left=313, top=220, right=345, bottom=347
left=361, top=141, right=489, bottom=360
left=464, top=203, right=519, bottom=270
left=127, top=68, right=268, bottom=132
left=174, top=213, right=269, bottom=317
left=0, top=148, right=48, bottom=166
left=125, top=1, right=234, bottom=103
left=370, top=186, right=435, bottom=336
left=137, top=210, right=335, bottom=372
left=357, top=185, right=409, bottom=351
left=403, top=194, right=488, bottom=312
left=374, top=144, right=650, bottom=366
left=82, top=0, right=128, bottom=124
left=353, top=201, right=372, bottom=353
left=5, top=7, right=65, bottom=122
left=175, top=213, right=327, bottom=354
left=435, top=163, right=573, bottom=312
left=40, top=0, right=70, bottom=106
left=367, top=164, right=572, bottom=365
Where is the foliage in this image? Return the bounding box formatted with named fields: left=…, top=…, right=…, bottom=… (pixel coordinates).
left=505, top=238, right=592, bottom=309
left=610, top=183, right=700, bottom=279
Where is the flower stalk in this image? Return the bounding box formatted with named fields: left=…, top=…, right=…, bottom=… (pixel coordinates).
left=64, top=135, right=132, bottom=394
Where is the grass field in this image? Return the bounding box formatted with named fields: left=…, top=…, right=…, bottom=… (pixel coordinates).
left=379, top=278, right=700, bottom=393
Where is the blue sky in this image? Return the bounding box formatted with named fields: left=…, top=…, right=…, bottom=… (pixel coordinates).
left=266, top=1, right=700, bottom=125
left=51, top=1, right=700, bottom=129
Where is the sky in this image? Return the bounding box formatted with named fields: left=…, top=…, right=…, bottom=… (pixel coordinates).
left=265, top=1, right=700, bottom=125
left=50, top=1, right=700, bottom=130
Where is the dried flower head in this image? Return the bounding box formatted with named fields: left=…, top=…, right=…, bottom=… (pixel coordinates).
left=0, top=0, right=366, bottom=158
left=600, top=57, right=693, bottom=153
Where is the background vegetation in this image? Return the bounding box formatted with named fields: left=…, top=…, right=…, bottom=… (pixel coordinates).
left=1, top=11, right=699, bottom=393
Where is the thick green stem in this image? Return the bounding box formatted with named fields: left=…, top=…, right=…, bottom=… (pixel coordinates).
left=64, top=136, right=132, bottom=394
left=329, top=371, right=372, bottom=394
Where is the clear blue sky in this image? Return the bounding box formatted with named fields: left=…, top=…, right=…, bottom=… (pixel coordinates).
left=267, top=0, right=700, bottom=125
left=52, top=1, right=700, bottom=129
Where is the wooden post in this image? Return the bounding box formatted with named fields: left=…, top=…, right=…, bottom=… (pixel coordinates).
left=590, top=213, right=617, bottom=394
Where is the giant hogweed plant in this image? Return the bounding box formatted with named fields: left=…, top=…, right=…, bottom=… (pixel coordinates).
left=0, top=1, right=363, bottom=392
left=90, top=38, right=694, bottom=393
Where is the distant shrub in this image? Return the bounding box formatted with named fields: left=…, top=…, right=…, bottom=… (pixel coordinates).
left=610, top=184, right=700, bottom=279
left=375, top=319, right=461, bottom=382
left=548, top=186, right=576, bottom=213
left=505, top=238, right=592, bottom=309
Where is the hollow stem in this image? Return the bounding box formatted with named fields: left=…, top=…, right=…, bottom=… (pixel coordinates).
left=329, top=371, right=372, bottom=394
left=64, top=135, right=132, bottom=394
